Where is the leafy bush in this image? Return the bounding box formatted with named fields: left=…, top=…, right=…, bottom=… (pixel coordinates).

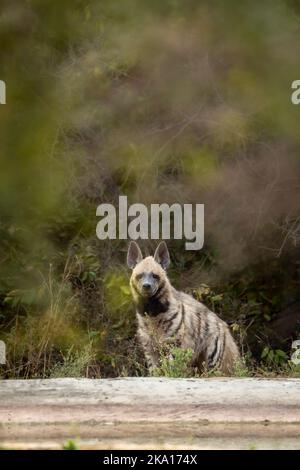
left=152, top=347, right=194, bottom=378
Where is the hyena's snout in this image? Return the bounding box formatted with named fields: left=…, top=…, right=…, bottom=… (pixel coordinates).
left=136, top=272, right=159, bottom=297
left=141, top=275, right=156, bottom=296
left=142, top=281, right=152, bottom=292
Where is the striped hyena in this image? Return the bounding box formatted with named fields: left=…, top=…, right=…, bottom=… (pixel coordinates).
left=127, top=241, right=240, bottom=375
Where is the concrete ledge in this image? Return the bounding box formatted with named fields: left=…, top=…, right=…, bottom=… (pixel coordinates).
left=0, top=377, right=300, bottom=449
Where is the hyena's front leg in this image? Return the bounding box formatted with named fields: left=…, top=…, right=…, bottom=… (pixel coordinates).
left=137, top=328, right=160, bottom=372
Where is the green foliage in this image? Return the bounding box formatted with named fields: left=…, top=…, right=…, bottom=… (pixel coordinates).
left=248, top=444, right=257, bottom=451
left=233, top=358, right=250, bottom=378
left=50, top=344, right=94, bottom=378
left=287, top=362, right=300, bottom=376
left=261, top=347, right=288, bottom=367
left=1, top=0, right=300, bottom=378
left=103, top=269, right=135, bottom=339
left=152, top=347, right=194, bottom=378
left=63, top=440, right=79, bottom=450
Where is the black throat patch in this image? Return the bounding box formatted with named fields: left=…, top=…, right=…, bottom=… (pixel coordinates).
left=133, top=283, right=170, bottom=317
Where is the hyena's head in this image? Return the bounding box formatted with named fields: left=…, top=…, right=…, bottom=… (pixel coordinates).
left=127, top=241, right=170, bottom=298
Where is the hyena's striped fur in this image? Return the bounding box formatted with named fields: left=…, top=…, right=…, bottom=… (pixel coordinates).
left=127, top=241, right=240, bottom=375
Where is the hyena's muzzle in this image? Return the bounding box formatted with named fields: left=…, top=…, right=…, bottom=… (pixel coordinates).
left=136, top=272, right=160, bottom=297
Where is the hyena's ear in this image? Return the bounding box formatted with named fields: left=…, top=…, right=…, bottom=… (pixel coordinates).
left=127, top=241, right=143, bottom=269
left=154, top=241, right=170, bottom=270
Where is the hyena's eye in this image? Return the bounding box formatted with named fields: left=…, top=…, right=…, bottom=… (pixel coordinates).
left=152, top=273, right=160, bottom=280
left=136, top=273, right=144, bottom=280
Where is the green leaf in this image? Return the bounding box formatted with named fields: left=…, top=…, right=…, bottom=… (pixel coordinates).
left=261, top=347, right=269, bottom=359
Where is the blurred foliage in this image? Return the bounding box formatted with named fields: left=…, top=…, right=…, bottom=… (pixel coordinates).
left=1, top=0, right=300, bottom=377
left=152, top=347, right=194, bottom=378
left=62, top=440, right=79, bottom=450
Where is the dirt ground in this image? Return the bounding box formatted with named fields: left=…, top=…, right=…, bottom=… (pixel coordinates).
left=0, top=377, right=300, bottom=449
